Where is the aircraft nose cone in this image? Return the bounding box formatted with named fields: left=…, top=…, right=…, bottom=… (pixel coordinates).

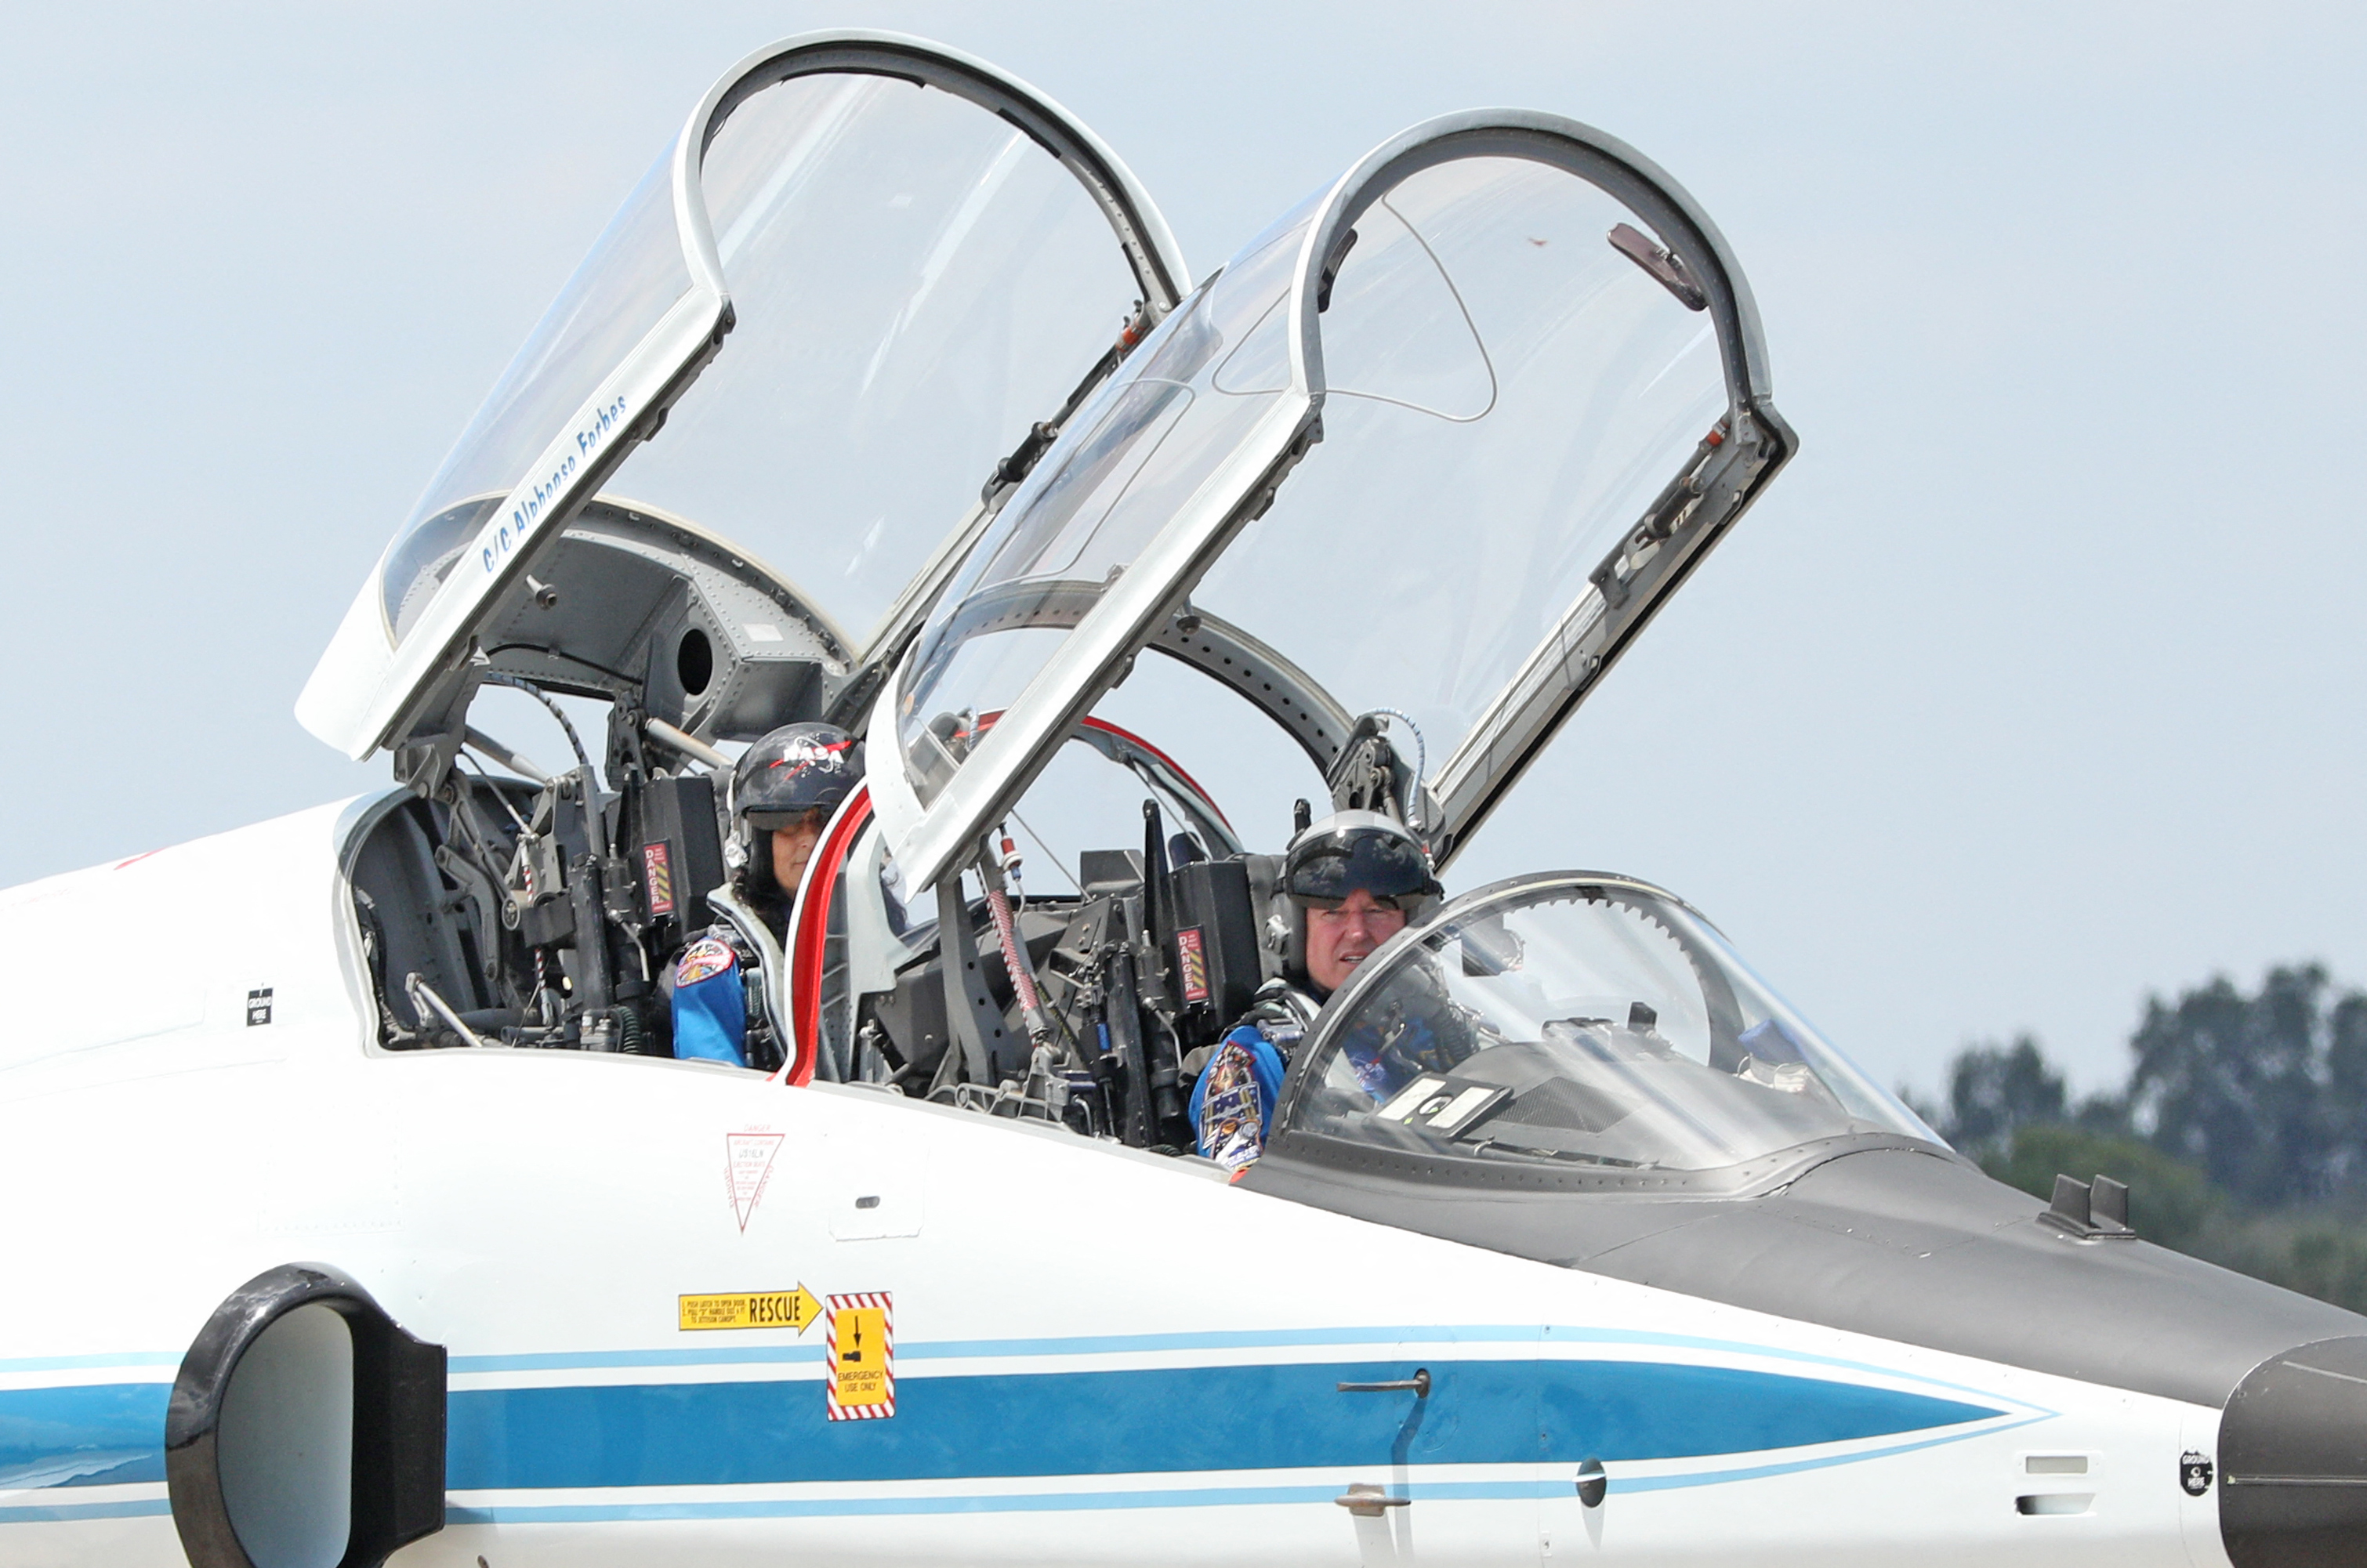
left=2221, top=1336, right=2367, bottom=1566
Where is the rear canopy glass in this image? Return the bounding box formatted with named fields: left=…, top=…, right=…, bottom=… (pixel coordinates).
left=380, top=153, right=690, bottom=643
left=611, top=71, right=1147, bottom=654
left=359, top=38, right=1176, bottom=671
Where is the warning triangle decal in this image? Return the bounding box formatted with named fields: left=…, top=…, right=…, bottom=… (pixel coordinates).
left=725, top=1131, right=784, bottom=1232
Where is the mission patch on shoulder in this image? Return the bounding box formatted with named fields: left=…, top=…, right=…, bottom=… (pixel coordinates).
left=677, top=937, right=736, bottom=986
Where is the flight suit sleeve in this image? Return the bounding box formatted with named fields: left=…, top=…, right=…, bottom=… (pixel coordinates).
left=671, top=936, right=748, bottom=1066
left=1188, top=1025, right=1289, bottom=1171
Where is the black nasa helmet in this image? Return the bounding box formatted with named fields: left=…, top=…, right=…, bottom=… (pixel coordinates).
left=733, top=722, right=865, bottom=829
left=1269, top=809, right=1442, bottom=983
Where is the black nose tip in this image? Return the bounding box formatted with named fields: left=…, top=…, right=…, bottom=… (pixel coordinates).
left=2221, top=1336, right=2367, bottom=1567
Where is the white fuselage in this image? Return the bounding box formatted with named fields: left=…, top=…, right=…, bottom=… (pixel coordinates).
left=0, top=798, right=2229, bottom=1567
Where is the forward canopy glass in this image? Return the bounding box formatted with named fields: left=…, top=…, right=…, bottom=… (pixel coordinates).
left=873, top=112, right=1793, bottom=893
left=299, top=32, right=1187, bottom=760
left=1274, top=875, right=1937, bottom=1181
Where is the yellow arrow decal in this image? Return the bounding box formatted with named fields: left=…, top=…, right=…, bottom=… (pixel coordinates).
left=679, top=1283, right=825, bottom=1333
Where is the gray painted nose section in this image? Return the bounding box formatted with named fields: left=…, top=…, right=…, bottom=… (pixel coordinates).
left=1245, top=1144, right=2365, bottom=1410
left=2221, top=1337, right=2367, bottom=1568
left=1249, top=1142, right=2367, bottom=1563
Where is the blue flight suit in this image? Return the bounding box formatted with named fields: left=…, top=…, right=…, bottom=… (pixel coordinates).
left=1188, top=980, right=1321, bottom=1170
left=671, top=931, right=755, bottom=1067
left=1190, top=1027, right=1290, bottom=1169
left=1190, top=977, right=1476, bottom=1168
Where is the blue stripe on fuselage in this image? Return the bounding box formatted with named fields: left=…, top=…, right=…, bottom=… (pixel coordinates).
left=0, top=1384, right=169, bottom=1488
left=0, top=1359, right=2003, bottom=1504
left=448, top=1360, right=1998, bottom=1490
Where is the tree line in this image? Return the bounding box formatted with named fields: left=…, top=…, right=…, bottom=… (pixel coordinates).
left=1916, top=964, right=2367, bottom=1311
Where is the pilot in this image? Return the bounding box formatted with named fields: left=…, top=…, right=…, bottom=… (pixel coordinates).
left=1187, top=810, right=1442, bottom=1169
left=670, top=721, right=864, bottom=1070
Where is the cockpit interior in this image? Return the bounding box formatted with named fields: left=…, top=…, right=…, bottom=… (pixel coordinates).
left=317, top=33, right=1934, bottom=1197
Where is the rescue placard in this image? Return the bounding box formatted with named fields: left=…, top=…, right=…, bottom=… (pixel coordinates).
left=826, top=1291, right=895, bottom=1420
left=678, top=1284, right=822, bottom=1332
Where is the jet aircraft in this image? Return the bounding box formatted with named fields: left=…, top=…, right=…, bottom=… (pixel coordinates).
left=5, top=28, right=2365, bottom=1568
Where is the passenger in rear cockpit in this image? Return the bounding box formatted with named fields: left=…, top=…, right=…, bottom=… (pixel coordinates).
left=669, top=722, right=864, bottom=1070
left=1187, top=812, right=1441, bottom=1169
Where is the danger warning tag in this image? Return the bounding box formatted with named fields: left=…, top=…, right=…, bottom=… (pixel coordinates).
left=679, top=1284, right=822, bottom=1333
left=825, top=1292, right=895, bottom=1420
left=1175, top=926, right=1211, bottom=1004
left=643, top=841, right=676, bottom=917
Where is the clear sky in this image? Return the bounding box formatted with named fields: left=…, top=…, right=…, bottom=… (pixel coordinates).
left=3, top=2, right=2362, bottom=1104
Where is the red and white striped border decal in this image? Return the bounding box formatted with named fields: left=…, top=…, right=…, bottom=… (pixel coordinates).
left=825, top=1291, right=896, bottom=1421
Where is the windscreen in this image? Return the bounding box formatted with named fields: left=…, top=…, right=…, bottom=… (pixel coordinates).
left=1285, top=878, right=1934, bottom=1175
left=380, top=151, right=691, bottom=643
left=1191, top=158, right=1727, bottom=798
left=893, top=208, right=1314, bottom=808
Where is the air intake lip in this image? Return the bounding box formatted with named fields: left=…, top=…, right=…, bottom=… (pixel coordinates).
left=2220, top=1335, right=2367, bottom=1568
left=166, top=1262, right=445, bottom=1568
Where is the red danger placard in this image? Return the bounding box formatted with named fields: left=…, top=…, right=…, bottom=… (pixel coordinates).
left=1176, top=926, right=1210, bottom=1004
left=643, top=842, right=676, bottom=916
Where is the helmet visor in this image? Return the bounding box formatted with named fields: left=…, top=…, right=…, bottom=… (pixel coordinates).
left=1286, top=829, right=1440, bottom=905
left=745, top=806, right=829, bottom=832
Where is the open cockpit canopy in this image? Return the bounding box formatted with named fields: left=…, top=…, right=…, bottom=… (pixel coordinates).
left=307, top=58, right=1843, bottom=1180
left=872, top=110, right=1792, bottom=894
left=299, top=31, right=1187, bottom=763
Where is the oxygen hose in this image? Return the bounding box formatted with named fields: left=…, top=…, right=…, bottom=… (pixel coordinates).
left=1365, top=707, right=1426, bottom=831
left=979, top=837, right=1053, bottom=1050
left=984, top=885, right=1052, bottom=1047
left=480, top=672, right=594, bottom=773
